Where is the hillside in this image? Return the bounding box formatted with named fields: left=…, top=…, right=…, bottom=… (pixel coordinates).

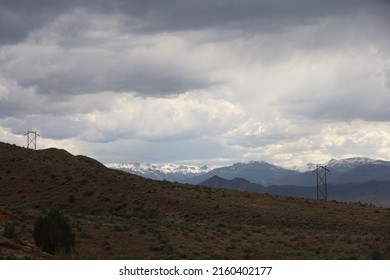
left=200, top=176, right=390, bottom=207
left=200, top=175, right=265, bottom=193
left=1, top=141, right=390, bottom=259
left=266, top=181, right=390, bottom=207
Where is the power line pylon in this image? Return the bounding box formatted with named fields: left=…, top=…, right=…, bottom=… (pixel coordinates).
left=314, top=165, right=330, bottom=201
left=24, top=131, right=40, bottom=150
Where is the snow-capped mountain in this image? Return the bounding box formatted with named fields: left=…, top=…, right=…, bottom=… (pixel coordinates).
left=294, top=157, right=388, bottom=173
left=108, top=160, right=298, bottom=185
left=107, top=163, right=216, bottom=183
left=294, top=162, right=317, bottom=173
left=189, top=160, right=299, bottom=186
left=108, top=157, right=390, bottom=186
left=278, top=157, right=390, bottom=186
left=325, top=157, right=377, bottom=173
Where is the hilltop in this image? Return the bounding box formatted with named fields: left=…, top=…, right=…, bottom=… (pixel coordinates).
left=1, top=141, right=390, bottom=259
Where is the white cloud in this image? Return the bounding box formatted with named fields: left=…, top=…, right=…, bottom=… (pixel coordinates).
left=75, top=91, right=244, bottom=142
left=226, top=120, right=390, bottom=167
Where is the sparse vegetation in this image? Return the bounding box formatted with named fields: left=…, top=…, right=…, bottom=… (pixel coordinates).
left=1, top=141, right=390, bottom=259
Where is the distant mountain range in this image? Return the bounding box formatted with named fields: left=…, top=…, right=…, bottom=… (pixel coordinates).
left=277, top=157, right=390, bottom=186
left=189, top=161, right=298, bottom=186
left=106, top=162, right=216, bottom=182
left=108, top=157, right=390, bottom=206
left=108, top=157, right=390, bottom=186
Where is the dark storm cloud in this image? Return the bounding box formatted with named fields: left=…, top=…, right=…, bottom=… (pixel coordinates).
left=96, top=0, right=387, bottom=34
left=0, top=0, right=74, bottom=44
left=1, top=0, right=388, bottom=97
left=3, top=51, right=214, bottom=97
left=0, top=34, right=217, bottom=97
left=1, top=0, right=386, bottom=45
left=1, top=0, right=388, bottom=100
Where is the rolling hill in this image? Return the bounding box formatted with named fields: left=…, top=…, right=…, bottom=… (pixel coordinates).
left=199, top=177, right=390, bottom=207
left=199, top=175, right=265, bottom=193
left=1, top=141, right=390, bottom=260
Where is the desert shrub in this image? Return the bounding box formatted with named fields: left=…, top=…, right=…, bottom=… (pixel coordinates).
left=83, top=190, right=94, bottom=197
left=80, top=229, right=92, bottom=239
left=147, top=208, right=157, bottom=219
left=68, top=195, right=76, bottom=203
left=33, top=209, right=75, bottom=254
left=3, top=222, right=17, bottom=239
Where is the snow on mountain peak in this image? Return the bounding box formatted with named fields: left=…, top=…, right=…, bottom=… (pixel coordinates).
left=109, top=162, right=216, bottom=175
left=295, top=162, right=317, bottom=173
left=326, top=157, right=376, bottom=167
left=294, top=157, right=378, bottom=173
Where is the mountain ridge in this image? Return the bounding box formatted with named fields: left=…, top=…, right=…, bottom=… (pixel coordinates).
left=199, top=175, right=266, bottom=193
left=108, top=162, right=216, bottom=182
left=110, top=157, right=390, bottom=186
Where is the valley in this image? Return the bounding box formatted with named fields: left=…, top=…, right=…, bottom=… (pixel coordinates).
left=111, top=158, right=390, bottom=207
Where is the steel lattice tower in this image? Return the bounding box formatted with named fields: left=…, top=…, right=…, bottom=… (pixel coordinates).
left=314, top=165, right=330, bottom=201
left=24, top=131, right=40, bottom=150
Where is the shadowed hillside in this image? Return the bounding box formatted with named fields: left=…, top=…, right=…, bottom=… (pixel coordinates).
left=200, top=175, right=265, bottom=193
left=1, top=141, right=390, bottom=259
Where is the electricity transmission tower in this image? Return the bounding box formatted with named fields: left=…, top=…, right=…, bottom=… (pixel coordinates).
left=25, top=131, right=40, bottom=150
left=314, top=165, right=330, bottom=201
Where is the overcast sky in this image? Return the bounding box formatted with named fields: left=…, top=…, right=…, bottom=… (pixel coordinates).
left=1, top=0, right=390, bottom=167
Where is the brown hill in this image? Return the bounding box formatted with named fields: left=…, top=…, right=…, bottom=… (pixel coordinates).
left=1, top=141, right=390, bottom=259
left=200, top=175, right=265, bottom=193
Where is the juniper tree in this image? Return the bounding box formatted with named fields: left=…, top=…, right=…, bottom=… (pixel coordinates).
left=33, top=209, right=75, bottom=255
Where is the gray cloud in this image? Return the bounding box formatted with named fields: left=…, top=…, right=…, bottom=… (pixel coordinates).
left=106, top=0, right=384, bottom=33
left=1, top=0, right=389, bottom=98
left=1, top=8, right=220, bottom=97
left=0, top=115, right=85, bottom=140
left=0, top=0, right=76, bottom=44
left=3, top=46, right=215, bottom=96
left=1, top=0, right=386, bottom=44
left=1, top=0, right=390, bottom=165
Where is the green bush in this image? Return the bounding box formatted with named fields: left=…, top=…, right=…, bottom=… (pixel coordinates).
left=33, top=209, right=75, bottom=254
left=68, top=194, right=76, bottom=203
left=3, top=222, right=17, bottom=239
